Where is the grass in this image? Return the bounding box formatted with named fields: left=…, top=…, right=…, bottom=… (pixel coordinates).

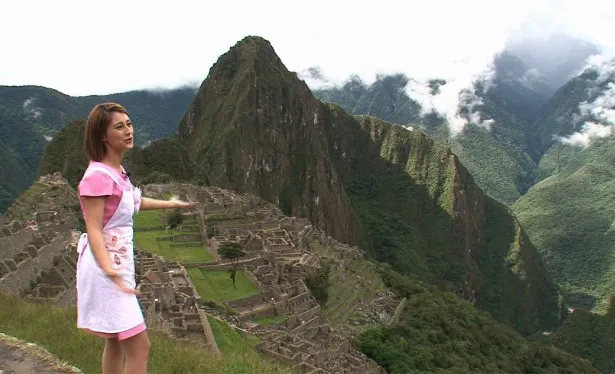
left=134, top=210, right=164, bottom=228
left=207, top=316, right=261, bottom=355
left=133, top=210, right=215, bottom=263
left=134, top=230, right=214, bottom=263
left=311, top=239, right=331, bottom=258
left=252, top=315, right=287, bottom=326
left=0, top=291, right=286, bottom=374
left=187, top=268, right=260, bottom=304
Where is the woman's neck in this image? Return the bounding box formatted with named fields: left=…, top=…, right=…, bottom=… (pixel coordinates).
left=100, top=151, right=123, bottom=173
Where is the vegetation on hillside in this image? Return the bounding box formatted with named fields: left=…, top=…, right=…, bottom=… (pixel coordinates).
left=358, top=265, right=596, bottom=373
left=550, top=303, right=615, bottom=373
left=304, top=261, right=331, bottom=305
left=476, top=197, right=564, bottom=334
left=514, top=136, right=615, bottom=312
left=37, top=119, right=89, bottom=186
left=0, top=139, right=31, bottom=212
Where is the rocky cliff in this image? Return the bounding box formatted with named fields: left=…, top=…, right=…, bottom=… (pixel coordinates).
left=177, top=37, right=356, bottom=245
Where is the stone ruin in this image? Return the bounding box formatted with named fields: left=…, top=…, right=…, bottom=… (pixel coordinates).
left=134, top=249, right=220, bottom=356
left=0, top=174, right=84, bottom=305
left=0, top=207, right=223, bottom=356
left=140, top=184, right=388, bottom=373
left=4, top=173, right=81, bottom=231
left=0, top=211, right=78, bottom=307
left=1, top=182, right=396, bottom=373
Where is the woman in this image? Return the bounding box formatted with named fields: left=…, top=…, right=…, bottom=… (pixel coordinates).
left=76, top=102, right=193, bottom=374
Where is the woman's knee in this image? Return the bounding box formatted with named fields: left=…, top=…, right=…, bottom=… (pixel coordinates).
left=105, top=338, right=122, bottom=353
left=140, top=334, right=151, bottom=352
left=122, top=331, right=150, bottom=356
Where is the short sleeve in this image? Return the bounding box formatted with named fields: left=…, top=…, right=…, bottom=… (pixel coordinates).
left=79, top=171, right=115, bottom=197
left=133, top=187, right=142, bottom=214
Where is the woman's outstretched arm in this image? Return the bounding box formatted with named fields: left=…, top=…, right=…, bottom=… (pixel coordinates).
left=139, top=197, right=195, bottom=211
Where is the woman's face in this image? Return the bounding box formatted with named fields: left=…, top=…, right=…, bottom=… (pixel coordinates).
left=103, top=111, right=134, bottom=154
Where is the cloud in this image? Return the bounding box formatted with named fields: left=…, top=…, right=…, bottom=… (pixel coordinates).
left=558, top=58, right=615, bottom=147
left=22, top=98, right=33, bottom=109
left=1, top=0, right=613, bottom=100
left=22, top=97, right=42, bottom=119
left=297, top=66, right=341, bottom=90
left=558, top=122, right=612, bottom=147
left=406, top=63, right=496, bottom=135
left=143, top=82, right=200, bottom=96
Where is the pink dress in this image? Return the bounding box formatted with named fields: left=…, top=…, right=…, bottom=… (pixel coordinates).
left=76, top=162, right=145, bottom=340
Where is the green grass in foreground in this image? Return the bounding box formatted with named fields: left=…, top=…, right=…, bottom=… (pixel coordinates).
left=187, top=268, right=260, bottom=304
left=0, top=292, right=285, bottom=374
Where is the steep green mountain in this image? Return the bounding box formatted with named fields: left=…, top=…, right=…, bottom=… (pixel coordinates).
left=514, top=136, right=615, bottom=312
left=0, top=85, right=195, bottom=212
left=38, top=119, right=194, bottom=188
left=315, top=74, right=421, bottom=126
left=0, top=139, right=30, bottom=211
left=37, top=119, right=90, bottom=185
left=514, top=59, right=615, bottom=311
left=175, top=35, right=563, bottom=335
left=73, top=88, right=197, bottom=144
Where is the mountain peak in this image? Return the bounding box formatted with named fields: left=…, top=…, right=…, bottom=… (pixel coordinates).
left=231, top=35, right=277, bottom=55
left=204, top=35, right=288, bottom=86
left=177, top=35, right=313, bottom=150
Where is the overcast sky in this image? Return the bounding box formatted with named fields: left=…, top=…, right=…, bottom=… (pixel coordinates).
left=2, top=0, right=614, bottom=97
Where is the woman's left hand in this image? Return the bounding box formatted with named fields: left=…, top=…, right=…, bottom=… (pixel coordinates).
left=173, top=199, right=196, bottom=209
left=140, top=196, right=197, bottom=211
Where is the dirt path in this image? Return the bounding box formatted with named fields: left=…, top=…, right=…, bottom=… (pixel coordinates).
left=0, top=333, right=80, bottom=374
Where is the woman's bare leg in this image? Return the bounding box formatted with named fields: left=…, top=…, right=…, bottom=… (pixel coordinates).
left=103, top=338, right=124, bottom=374
left=120, top=330, right=151, bottom=374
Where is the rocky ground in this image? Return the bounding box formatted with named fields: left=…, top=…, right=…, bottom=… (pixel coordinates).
left=0, top=334, right=80, bottom=374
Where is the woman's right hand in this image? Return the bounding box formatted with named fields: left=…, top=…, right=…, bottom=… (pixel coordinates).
left=105, top=269, right=141, bottom=296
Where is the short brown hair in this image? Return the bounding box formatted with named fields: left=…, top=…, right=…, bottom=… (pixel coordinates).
left=84, top=103, right=129, bottom=161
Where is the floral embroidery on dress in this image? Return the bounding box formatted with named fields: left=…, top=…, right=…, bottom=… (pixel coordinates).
left=104, top=228, right=130, bottom=271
